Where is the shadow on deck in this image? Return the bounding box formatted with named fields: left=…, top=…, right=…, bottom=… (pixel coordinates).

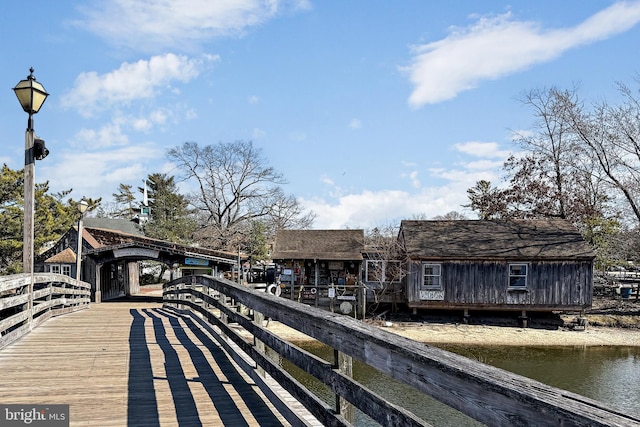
left=128, top=307, right=285, bottom=426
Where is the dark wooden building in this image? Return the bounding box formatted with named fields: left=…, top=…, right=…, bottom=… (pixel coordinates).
left=37, top=218, right=237, bottom=302
left=399, top=219, right=595, bottom=321
left=271, top=229, right=364, bottom=315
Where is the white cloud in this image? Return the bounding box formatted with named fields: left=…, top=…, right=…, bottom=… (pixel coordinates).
left=74, top=122, right=129, bottom=149
left=463, top=159, right=505, bottom=171
left=39, top=144, right=163, bottom=200
left=321, top=176, right=335, bottom=186
left=404, top=2, right=640, bottom=106
left=78, top=0, right=311, bottom=52
left=252, top=128, right=267, bottom=139
left=454, top=141, right=511, bottom=158
left=304, top=159, right=504, bottom=228
left=302, top=186, right=475, bottom=229
left=72, top=109, right=176, bottom=148
left=185, top=109, right=198, bottom=120
left=288, top=131, right=307, bottom=142
left=62, top=53, right=218, bottom=116
left=349, top=118, right=362, bottom=129
left=248, top=95, right=260, bottom=105
left=400, top=169, right=421, bottom=188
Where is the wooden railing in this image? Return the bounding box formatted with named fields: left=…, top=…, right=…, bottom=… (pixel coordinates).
left=163, top=275, right=640, bottom=427
left=0, top=273, right=91, bottom=348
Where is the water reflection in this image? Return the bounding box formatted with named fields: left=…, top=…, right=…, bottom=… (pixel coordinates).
left=282, top=341, right=640, bottom=427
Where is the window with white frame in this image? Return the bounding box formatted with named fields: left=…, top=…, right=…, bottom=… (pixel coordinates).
left=508, top=264, right=528, bottom=288
left=385, top=260, right=402, bottom=282
left=421, top=263, right=441, bottom=289
left=365, top=260, right=402, bottom=283
left=49, top=264, right=72, bottom=277
left=366, top=260, right=383, bottom=282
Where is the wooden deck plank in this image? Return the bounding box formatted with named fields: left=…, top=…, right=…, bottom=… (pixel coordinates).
left=0, top=302, right=292, bottom=426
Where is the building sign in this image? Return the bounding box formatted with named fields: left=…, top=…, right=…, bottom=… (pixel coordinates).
left=113, top=248, right=159, bottom=259
left=328, top=261, right=343, bottom=270
left=420, top=290, right=445, bottom=301
left=185, top=257, right=209, bottom=266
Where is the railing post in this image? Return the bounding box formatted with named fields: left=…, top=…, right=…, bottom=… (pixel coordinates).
left=27, top=275, right=34, bottom=329
left=333, top=349, right=354, bottom=424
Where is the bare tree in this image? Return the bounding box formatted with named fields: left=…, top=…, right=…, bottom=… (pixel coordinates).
left=261, top=188, right=316, bottom=238
left=167, top=140, right=313, bottom=250
left=561, top=80, right=640, bottom=225
left=431, top=211, right=468, bottom=220
left=363, top=223, right=407, bottom=316
left=466, top=87, right=614, bottom=227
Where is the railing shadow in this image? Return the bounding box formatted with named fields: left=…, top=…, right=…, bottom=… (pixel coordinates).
left=128, top=309, right=160, bottom=426
left=128, top=307, right=284, bottom=426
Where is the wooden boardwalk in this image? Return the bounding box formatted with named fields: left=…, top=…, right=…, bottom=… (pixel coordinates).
left=0, top=300, right=292, bottom=426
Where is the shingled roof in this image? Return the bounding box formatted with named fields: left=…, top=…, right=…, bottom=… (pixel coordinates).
left=271, top=229, right=364, bottom=261
left=399, top=219, right=595, bottom=261
left=83, top=227, right=237, bottom=263
left=83, top=218, right=144, bottom=236
left=44, top=247, right=76, bottom=264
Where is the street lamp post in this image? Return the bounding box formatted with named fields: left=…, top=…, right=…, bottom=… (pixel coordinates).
left=76, top=199, right=89, bottom=283
left=13, top=68, right=49, bottom=275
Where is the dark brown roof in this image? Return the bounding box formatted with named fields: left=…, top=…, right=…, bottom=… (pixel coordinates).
left=271, top=229, right=364, bottom=261
left=84, top=227, right=237, bottom=263
left=399, top=219, right=595, bottom=260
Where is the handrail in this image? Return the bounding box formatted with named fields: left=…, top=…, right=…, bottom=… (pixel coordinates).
left=0, top=273, right=91, bottom=348
left=163, top=275, right=640, bottom=427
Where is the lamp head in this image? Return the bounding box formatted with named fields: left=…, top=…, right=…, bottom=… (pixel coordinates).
left=13, top=68, right=49, bottom=116
left=77, top=199, right=89, bottom=214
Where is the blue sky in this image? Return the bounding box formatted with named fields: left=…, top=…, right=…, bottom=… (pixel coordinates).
left=1, top=1, right=640, bottom=229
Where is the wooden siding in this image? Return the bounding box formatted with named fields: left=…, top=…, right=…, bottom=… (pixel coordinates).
left=407, top=260, right=592, bottom=310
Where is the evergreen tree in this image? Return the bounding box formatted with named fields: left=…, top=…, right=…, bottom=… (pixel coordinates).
left=112, top=183, right=137, bottom=219
left=0, top=164, right=98, bottom=274
left=142, top=173, right=196, bottom=243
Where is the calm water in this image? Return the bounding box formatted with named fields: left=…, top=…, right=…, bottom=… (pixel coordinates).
left=282, top=342, right=640, bottom=426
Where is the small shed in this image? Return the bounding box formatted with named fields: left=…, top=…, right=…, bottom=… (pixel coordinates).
left=399, top=219, right=595, bottom=320
left=271, top=229, right=364, bottom=314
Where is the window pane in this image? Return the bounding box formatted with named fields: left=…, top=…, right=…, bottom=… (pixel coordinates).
left=509, top=264, right=527, bottom=287
left=422, top=263, right=442, bottom=288
left=509, top=276, right=526, bottom=287
left=366, top=260, right=382, bottom=281
left=62, top=265, right=71, bottom=276
left=510, top=265, right=526, bottom=276
left=386, top=261, right=401, bottom=282
left=51, top=265, right=60, bottom=274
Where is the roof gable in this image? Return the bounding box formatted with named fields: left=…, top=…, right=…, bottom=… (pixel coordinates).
left=272, top=229, right=364, bottom=261
left=45, top=247, right=76, bottom=264
left=399, top=219, right=595, bottom=260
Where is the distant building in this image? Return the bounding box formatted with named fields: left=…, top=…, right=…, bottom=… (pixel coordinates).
left=271, top=229, right=364, bottom=315
left=399, top=219, right=595, bottom=323
left=36, top=218, right=237, bottom=302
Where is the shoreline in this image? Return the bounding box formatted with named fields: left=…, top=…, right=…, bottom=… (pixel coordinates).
left=263, top=320, right=640, bottom=347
